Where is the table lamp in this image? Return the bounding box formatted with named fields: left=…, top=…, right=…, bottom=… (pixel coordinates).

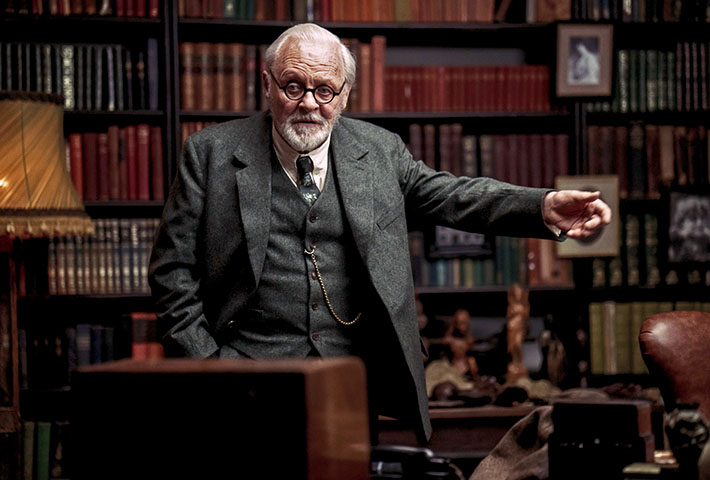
left=0, top=91, right=92, bottom=476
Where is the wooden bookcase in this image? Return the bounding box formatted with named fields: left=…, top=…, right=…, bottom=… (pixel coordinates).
left=2, top=0, right=710, bottom=477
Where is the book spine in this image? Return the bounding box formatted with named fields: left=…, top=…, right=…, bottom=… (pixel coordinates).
left=136, top=124, right=151, bottom=200
left=97, top=132, right=110, bottom=201
left=150, top=126, right=164, bottom=201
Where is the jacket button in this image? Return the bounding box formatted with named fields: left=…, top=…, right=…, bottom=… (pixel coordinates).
left=226, top=320, right=237, bottom=329
left=309, top=215, right=318, bottom=223
left=311, top=301, right=318, bottom=310
left=311, top=332, right=320, bottom=341
left=309, top=242, right=316, bottom=250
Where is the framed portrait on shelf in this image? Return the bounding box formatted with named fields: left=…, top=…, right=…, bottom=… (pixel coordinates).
left=556, top=23, right=614, bottom=97
left=666, top=189, right=710, bottom=264
left=555, top=175, right=619, bottom=258
left=425, top=226, right=493, bottom=259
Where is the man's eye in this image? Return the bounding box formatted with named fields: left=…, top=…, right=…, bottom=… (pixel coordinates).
left=285, top=83, right=303, bottom=93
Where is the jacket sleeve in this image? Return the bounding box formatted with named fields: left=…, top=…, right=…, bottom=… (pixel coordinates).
left=148, top=136, right=219, bottom=358
left=394, top=135, right=557, bottom=240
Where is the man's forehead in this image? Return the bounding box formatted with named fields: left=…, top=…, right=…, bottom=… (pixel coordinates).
left=276, top=38, right=342, bottom=73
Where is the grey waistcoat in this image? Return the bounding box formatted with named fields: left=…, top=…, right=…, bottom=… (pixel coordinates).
left=228, top=153, right=369, bottom=358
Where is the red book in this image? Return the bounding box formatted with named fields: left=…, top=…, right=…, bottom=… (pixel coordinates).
left=148, top=0, right=158, bottom=17
left=358, top=43, right=371, bottom=112
left=541, top=134, right=555, bottom=188
left=371, top=35, right=386, bottom=112
left=118, top=128, right=129, bottom=200
left=493, top=135, right=508, bottom=181
left=554, top=134, right=569, bottom=182
left=615, top=126, right=630, bottom=199
left=645, top=125, right=661, bottom=199
left=227, top=43, right=245, bottom=112
left=83, top=0, right=96, bottom=14
left=124, top=125, right=138, bottom=200
left=97, top=132, right=110, bottom=201
left=517, top=134, right=530, bottom=186
left=150, top=126, right=164, bottom=201
left=136, top=124, right=150, bottom=201
left=131, top=312, right=165, bottom=360
left=69, top=133, right=83, bottom=199
left=213, top=43, right=226, bottom=111
left=125, top=0, right=134, bottom=16
left=108, top=126, right=120, bottom=199
left=179, top=42, right=195, bottom=111
left=195, top=42, right=213, bottom=111
left=528, top=134, right=543, bottom=188
left=82, top=132, right=98, bottom=200
left=115, top=0, right=124, bottom=15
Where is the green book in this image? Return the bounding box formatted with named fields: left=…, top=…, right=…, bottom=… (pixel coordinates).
left=629, top=50, right=638, bottom=112
left=625, top=214, right=641, bottom=286
left=589, top=303, right=605, bottom=375
left=21, top=420, right=35, bottom=480
left=603, top=301, right=617, bottom=374
left=644, top=214, right=660, bottom=286
left=35, top=421, right=51, bottom=480
left=618, top=50, right=630, bottom=113
left=657, top=50, right=667, bottom=110
left=667, top=50, right=676, bottom=111
left=615, top=302, right=632, bottom=374
left=646, top=50, right=658, bottom=112
left=638, top=50, right=647, bottom=112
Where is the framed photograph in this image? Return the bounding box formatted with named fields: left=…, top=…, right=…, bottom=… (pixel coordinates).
left=555, top=175, right=619, bottom=258
left=667, top=190, right=710, bottom=264
left=426, top=226, right=493, bottom=259
left=556, top=24, right=614, bottom=97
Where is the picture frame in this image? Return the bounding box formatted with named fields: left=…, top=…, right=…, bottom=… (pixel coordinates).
left=425, top=226, right=493, bottom=259
left=666, top=189, right=710, bottom=264
left=556, top=23, right=614, bottom=97
left=555, top=175, right=619, bottom=258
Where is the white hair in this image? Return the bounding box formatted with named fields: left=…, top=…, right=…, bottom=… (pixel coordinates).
left=264, top=23, right=356, bottom=86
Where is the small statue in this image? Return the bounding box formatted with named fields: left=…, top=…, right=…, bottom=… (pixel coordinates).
left=505, top=283, right=530, bottom=384
left=443, top=309, right=478, bottom=378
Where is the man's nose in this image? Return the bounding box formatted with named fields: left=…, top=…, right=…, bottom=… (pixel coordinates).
left=298, top=90, right=319, bottom=110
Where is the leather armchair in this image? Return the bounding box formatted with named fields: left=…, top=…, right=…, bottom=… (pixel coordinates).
left=639, top=310, right=710, bottom=419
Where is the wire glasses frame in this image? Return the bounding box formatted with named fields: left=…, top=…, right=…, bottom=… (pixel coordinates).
left=268, top=70, right=346, bottom=105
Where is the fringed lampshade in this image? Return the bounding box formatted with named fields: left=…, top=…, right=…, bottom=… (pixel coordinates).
left=0, top=91, right=92, bottom=238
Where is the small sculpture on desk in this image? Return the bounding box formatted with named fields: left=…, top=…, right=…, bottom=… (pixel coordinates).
left=505, top=283, right=530, bottom=384
left=443, top=309, right=478, bottom=378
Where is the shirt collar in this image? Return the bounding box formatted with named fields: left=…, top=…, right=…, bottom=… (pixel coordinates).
left=272, top=123, right=330, bottom=182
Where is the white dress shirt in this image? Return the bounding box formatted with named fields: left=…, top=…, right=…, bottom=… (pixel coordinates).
left=272, top=124, right=330, bottom=192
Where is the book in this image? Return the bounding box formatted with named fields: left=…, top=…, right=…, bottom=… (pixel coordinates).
left=81, top=132, right=98, bottom=200
left=627, top=122, right=646, bottom=198
left=371, top=35, right=386, bottom=112
left=124, top=125, right=137, bottom=199
left=136, top=123, right=151, bottom=200
left=179, top=42, right=195, bottom=110
left=644, top=125, right=660, bottom=199
left=35, top=421, right=51, bottom=480
left=624, top=214, right=641, bottom=286
left=146, top=38, right=159, bottom=110
left=21, top=420, right=35, bottom=480
left=150, top=126, right=164, bottom=201
left=131, top=312, right=164, bottom=359
left=68, top=133, right=83, bottom=198
left=244, top=44, right=258, bottom=111
left=97, top=132, right=110, bottom=201
left=588, top=303, right=604, bottom=375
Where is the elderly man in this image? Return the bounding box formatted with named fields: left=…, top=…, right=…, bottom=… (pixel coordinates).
left=149, top=23, right=611, bottom=443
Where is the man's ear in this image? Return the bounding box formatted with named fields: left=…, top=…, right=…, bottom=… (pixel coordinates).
left=261, top=70, right=271, bottom=100
left=340, top=85, right=351, bottom=110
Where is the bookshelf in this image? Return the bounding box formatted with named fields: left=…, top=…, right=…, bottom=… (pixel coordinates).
left=2, top=0, right=710, bottom=477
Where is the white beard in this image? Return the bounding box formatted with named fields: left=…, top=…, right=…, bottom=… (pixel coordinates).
left=279, top=111, right=340, bottom=152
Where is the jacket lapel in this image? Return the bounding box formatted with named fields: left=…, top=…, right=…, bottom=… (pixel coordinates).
left=233, top=113, right=273, bottom=287
left=330, top=120, right=373, bottom=263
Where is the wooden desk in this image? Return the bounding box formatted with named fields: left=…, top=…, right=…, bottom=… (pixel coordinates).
left=379, top=405, right=535, bottom=476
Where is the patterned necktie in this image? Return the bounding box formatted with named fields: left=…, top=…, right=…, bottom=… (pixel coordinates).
left=296, top=155, right=320, bottom=205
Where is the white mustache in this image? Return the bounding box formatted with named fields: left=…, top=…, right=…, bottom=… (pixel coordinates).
left=289, top=115, right=327, bottom=126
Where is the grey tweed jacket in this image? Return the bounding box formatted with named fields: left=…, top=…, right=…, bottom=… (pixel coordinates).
left=148, top=111, right=555, bottom=442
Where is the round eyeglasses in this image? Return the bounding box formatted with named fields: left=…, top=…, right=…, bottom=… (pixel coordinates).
left=269, top=70, right=346, bottom=105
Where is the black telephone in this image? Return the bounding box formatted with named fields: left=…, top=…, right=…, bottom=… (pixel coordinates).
left=370, top=445, right=464, bottom=479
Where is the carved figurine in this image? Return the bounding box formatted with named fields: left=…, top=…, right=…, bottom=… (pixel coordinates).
left=443, top=309, right=478, bottom=378
left=505, top=283, right=530, bottom=384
